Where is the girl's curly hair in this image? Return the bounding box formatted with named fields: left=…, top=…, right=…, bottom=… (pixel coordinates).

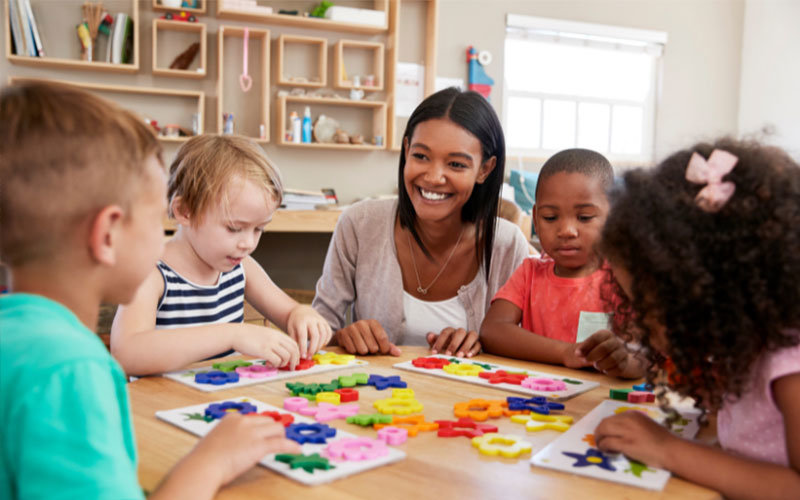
left=600, top=138, right=800, bottom=412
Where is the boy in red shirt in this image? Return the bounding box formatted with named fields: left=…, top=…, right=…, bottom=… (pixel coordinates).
left=481, top=149, right=644, bottom=378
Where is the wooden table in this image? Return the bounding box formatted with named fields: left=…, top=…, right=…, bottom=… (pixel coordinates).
left=130, top=347, right=721, bottom=500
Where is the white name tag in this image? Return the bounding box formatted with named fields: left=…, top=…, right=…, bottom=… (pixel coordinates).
left=575, top=311, right=611, bottom=343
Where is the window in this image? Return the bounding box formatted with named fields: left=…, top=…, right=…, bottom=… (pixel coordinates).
left=503, top=15, right=667, bottom=164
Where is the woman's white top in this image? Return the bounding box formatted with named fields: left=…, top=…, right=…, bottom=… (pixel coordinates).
left=400, top=291, right=469, bottom=346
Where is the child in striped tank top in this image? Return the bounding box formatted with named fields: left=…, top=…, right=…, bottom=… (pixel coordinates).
left=112, top=135, right=332, bottom=376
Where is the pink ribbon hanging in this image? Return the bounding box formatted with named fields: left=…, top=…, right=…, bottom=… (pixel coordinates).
left=239, top=28, right=252, bottom=92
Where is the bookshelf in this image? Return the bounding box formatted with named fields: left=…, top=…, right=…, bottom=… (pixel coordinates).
left=4, top=0, right=139, bottom=73
left=152, top=19, right=207, bottom=78
left=275, top=34, right=327, bottom=88
left=216, top=1, right=388, bottom=35
left=152, top=0, right=206, bottom=15
left=333, top=39, right=384, bottom=91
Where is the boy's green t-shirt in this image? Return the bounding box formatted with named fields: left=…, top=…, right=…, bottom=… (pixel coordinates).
left=0, top=293, right=144, bottom=499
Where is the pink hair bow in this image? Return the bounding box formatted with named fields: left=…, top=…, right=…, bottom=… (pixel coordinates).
left=684, top=149, right=738, bottom=212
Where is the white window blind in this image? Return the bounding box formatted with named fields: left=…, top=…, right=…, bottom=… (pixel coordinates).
left=503, top=14, right=667, bottom=164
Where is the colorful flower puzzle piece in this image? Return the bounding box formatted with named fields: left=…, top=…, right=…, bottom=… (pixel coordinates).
left=506, top=396, right=565, bottom=415
left=471, top=433, right=533, bottom=458
left=334, top=388, right=359, bottom=402
left=248, top=410, right=294, bottom=427
left=195, top=370, right=239, bottom=385
left=325, top=437, right=389, bottom=461
left=442, top=363, right=485, bottom=377
left=235, top=364, right=277, bottom=378
left=510, top=413, right=573, bottom=432
left=337, top=373, right=370, bottom=387
left=478, top=370, right=528, bottom=385
left=373, top=415, right=439, bottom=436
left=411, top=357, right=451, bottom=369
left=562, top=448, right=617, bottom=471
left=435, top=418, right=498, bottom=438
left=204, top=401, right=257, bottom=420
left=316, top=392, right=341, bottom=405
left=212, top=360, right=252, bottom=372
left=279, top=358, right=315, bottom=371
left=367, top=374, right=407, bottom=390
left=285, top=422, right=337, bottom=444
left=299, top=402, right=360, bottom=422
left=313, top=352, right=355, bottom=365
left=346, top=413, right=394, bottom=427
left=377, top=426, right=408, bottom=445
left=453, top=399, right=506, bottom=421
left=373, top=397, right=423, bottom=415
left=521, top=377, right=567, bottom=391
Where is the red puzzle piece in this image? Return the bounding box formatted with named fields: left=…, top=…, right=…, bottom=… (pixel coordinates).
left=434, top=418, right=498, bottom=438
left=478, top=370, right=527, bottom=385
left=411, top=357, right=450, bottom=369
left=627, top=391, right=655, bottom=403
left=334, top=388, right=359, bottom=402
left=248, top=410, right=295, bottom=427
left=279, top=358, right=315, bottom=371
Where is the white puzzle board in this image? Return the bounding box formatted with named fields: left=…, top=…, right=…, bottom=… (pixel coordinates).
left=531, top=399, right=701, bottom=491
left=163, top=356, right=369, bottom=392
left=156, top=397, right=405, bottom=486
left=393, top=354, right=599, bottom=401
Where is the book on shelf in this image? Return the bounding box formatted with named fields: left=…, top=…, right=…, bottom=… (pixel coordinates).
left=10, top=0, right=38, bottom=56
left=280, top=188, right=338, bottom=210
left=22, top=0, right=45, bottom=57
left=109, top=12, right=133, bottom=64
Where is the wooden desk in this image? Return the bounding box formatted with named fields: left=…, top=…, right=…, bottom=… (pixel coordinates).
left=130, top=347, right=720, bottom=500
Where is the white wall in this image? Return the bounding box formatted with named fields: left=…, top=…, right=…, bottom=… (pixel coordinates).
left=738, top=0, right=800, bottom=159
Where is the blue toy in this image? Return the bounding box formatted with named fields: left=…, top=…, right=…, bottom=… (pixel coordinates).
left=285, top=423, right=337, bottom=445
left=367, top=374, right=407, bottom=390
left=466, top=46, right=494, bottom=99
left=195, top=370, right=239, bottom=385
left=633, top=383, right=653, bottom=392
left=204, top=401, right=257, bottom=420
left=507, top=396, right=565, bottom=415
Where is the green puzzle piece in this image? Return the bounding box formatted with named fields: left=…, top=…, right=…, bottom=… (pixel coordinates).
left=275, top=453, right=335, bottom=473
left=320, top=380, right=340, bottom=391
left=286, top=382, right=325, bottom=396
left=212, top=360, right=252, bottom=372
left=182, top=412, right=214, bottom=423
left=346, top=413, right=393, bottom=426
left=625, top=459, right=656, bottom=478
left=562, top=378, right=583, bottom=385
left=470, top=362, right=494, bottom=370
left=338, top=373, right=369, bottom=387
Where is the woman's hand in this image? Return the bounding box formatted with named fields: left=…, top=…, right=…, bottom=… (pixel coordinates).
left=335, top=319, right=402, bottom=356
left=427, top=327, right=481, bottom=357
left=575, top=329, right=645, bottom=378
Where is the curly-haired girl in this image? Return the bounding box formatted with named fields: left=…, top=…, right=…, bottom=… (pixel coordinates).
left=594, top=139, right=800, bottom=499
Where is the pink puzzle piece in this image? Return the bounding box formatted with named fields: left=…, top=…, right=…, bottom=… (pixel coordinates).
left=325, top=437, right=389, bottom=461
left=283, top=397, right=310, bottom=412
left=377, top=426, right=408, bottom=445
left=235, top=364, right=278, bottom=378
left=300, top=402, right=360, bottom=422
left=627, top=391, right=656, bottom=403
left=521, top=377, right=567, bottom=391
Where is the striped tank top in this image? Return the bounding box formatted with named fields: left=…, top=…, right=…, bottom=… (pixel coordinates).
left=155, top=261, right=245, bottom=329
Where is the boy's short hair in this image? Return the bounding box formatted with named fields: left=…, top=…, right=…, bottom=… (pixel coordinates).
left=535, top=148, right=614, bottom=199
left=168, top=134, right=283, bottom=222
left=0, top=81, right=163, bottom=267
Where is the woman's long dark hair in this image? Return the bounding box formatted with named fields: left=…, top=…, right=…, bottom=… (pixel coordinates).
left=397, top=87, right=505, bottom=278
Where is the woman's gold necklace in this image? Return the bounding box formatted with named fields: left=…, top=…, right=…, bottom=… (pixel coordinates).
left=406, top=227, right=464, bottom=295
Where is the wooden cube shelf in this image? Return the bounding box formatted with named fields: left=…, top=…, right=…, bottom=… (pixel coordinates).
left=4, top=0, right=140, bottom=73
left=333, top=39, right=384, bottom=91
left=217, top=25, right=270, bottom=142
left=276, top=95, right=386, bottom=151
left=152, top=19, right=206, bottom=78
left=276, top=34, right=327, bottom=88
left=9, top=77, right=204, bottom=142
left=152, top=0, right=205, bottom=14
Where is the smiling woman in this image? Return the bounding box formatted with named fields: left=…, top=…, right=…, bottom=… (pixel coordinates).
left=313, top=88, right=529, bottom=358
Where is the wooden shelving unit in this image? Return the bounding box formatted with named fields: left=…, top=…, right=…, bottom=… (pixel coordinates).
left=217, top=25, right=270, bottom=142
left=216, top=1, right=388, bottom=35
left=152, top=0, right=206, bottom=14
left=276, top=95, right=386, bottom=151
left=275, top=34, right=327, bottom=88
left=152, top=19, right=206, bottom=78
left=333, top=39, right=384, bottom=91
left=9, top=77, right=204, bottom=143
left=4, top=0, right=140, bottom=74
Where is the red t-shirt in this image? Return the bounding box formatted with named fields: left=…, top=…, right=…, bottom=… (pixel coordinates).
left=492, top=257, right=612, bottom=342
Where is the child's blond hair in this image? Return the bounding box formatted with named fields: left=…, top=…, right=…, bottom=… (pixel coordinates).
left=0, top=81, right=163, bottom=267
left=167, top=134, right=283, bottom=223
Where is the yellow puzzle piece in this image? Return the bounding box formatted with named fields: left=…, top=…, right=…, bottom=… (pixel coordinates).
left=511, top=413, right=573, bottom=432
left=374, top=397, right=424, bottom=415
left=471, top=433, right=533, bottom=458
left=392, top=388, right=415, bottom=399
left=442, top=363, right=485, bottom=377
left=315, top=392, right=341, bottom=405
left=312, top=352, right=355, bottom=365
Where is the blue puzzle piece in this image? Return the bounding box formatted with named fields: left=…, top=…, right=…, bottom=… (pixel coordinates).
left=507, top=396, right=565, bottom=415
left=204, top=401, right=257, bottom=420
left=367, top=374, right=407, bottom=390
left=633, top=383, right=653, bottom=392
left=285, top=423, right=337, bottom=445
left=563, top=448, right=616, bottom=472
left=195, top=370, right=239, bottom=385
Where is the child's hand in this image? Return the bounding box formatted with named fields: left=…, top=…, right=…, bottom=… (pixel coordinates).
left=335, top=319, right=402, bottom=356
left=561, top=342, right=593, bottom=369
left=233, top=324, right=300, bottom=369
left=189, top=413, right=301, bottom=487
left=594, top=410, right=676, bottom=468
left=286, top=304, right=333, bottom=358
left=575, top=329, right=645, bottom=378
left=426, top=328, right=481, bottom=357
